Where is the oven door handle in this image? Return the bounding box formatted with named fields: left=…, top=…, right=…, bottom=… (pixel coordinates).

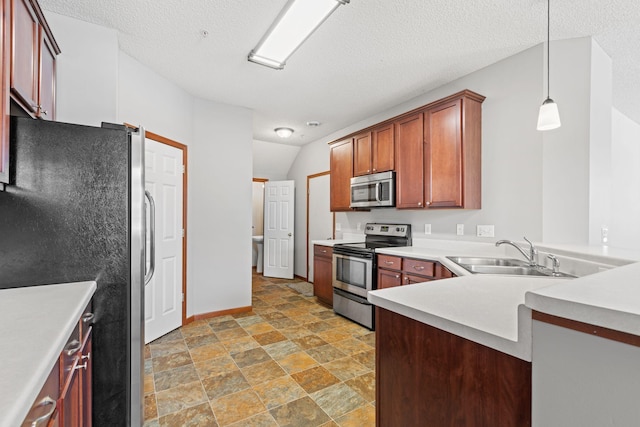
left=334, top=288, right=371, bottom=305
left=375, top=182, right=381, bottom=202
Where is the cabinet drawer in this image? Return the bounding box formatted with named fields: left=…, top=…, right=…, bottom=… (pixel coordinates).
left=403, top=258, right=435, bottom=277
left=403, top=274, right=434, bottom=285
left=21, top=359, right=60, bottom=427
left=378, top=255, right=402, bottom=271
left=314, top=245, right=333, bottom=258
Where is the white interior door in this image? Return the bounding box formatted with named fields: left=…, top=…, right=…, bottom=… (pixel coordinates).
left=308, top=173, right=333, bottom=282
left=263, top=180, right=295, bottom=279
left=144, top=138, right=184, bottom=343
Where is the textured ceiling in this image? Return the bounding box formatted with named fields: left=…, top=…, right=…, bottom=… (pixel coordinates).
left=39, top=0, right=640, bottom=146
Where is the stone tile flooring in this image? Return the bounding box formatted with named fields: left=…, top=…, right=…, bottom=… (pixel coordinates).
left=143, top=271, right=376, bottom=426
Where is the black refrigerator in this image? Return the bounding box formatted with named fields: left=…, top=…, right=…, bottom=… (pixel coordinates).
left=0, top=117, right=150, bottom=426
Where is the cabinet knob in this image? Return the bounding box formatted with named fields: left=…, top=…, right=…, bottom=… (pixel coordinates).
left=395, top=275, right=399, bottom=278
left=418, top=202, right=422, bottom=206
left=426, top=201, right=431, bottom=205
left=367, top=169, right=370, bottom=173
left=372, top=168, right=376, bottom=172
left=36, top=104, right=48, bottom=116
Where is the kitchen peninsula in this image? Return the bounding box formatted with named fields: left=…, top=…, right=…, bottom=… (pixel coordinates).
left=367, top=239, right=640, bottom=426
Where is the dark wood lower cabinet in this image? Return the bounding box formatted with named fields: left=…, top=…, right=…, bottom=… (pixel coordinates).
left=376, top=307, right=531, bottom=427
left=313, top=245, right=333, bottom=306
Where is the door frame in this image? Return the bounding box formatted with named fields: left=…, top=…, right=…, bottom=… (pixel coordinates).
left=306, top=171, right=335, bottom=282
left=145, top=130, right=189, bottom=326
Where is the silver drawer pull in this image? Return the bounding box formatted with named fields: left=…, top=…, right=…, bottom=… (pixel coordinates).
left=321, top=250, right=327, bottom=253
left=413, top=266, right=425, bottom=271
left=82, top=352, right=91, bottom=362
left=28, top=396, right=56, bottom=426
left=82, top=312, right=95, bottom=324
left=75, top=362, right=88, bottom=371
left=65, top=339, right=82, bottom=356
left=384, top=261, right=395, bottom=265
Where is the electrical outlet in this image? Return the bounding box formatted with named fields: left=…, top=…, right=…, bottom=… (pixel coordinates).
left=456, top=224, right=464, bottom=235
left=476, top=225, right=495, bottom=237
left=356, top=222, right=362, bottom=231
left=601, top=226, right=608, bottom=243
left=424, top=224, right=431, bottom=234
left=336, top=223, right=341, bottom=231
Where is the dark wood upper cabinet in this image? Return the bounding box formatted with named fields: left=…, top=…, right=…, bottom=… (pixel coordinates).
left=329, top=138, right=353, bottom=212
left=372, top=123, right=394, bottom=173
left=1, top=0, right=60, bottom=184
left=10, top=0, right=39, bottom=114
left=395, top=113, right=424, bottom=209
left=353, top=131, right=372, bottom=176
left=424, top=93, right=483, bottom=209
left=353, top=124, right=395, bottom=177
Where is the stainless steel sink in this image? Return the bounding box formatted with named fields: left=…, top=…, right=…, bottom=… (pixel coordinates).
left=462, top=265, right=549, bottom=276
left=446, top=256, right=527, bottom=267
left=446, top=256, right=575, bottom=278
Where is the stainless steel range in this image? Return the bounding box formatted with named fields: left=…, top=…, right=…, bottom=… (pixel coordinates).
left=332, top=223, right=412, bottom=329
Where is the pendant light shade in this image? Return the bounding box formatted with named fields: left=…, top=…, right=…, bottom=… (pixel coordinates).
left=537, top=97, right=561, bottom=130
left=537, top=0, right=561, bottom=131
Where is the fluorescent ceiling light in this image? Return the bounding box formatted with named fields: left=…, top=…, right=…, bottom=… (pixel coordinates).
left=248, top=0, right=349, bottom=70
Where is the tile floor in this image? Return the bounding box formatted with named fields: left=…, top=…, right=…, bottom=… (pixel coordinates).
left=143, top=271, right=376, bottom=427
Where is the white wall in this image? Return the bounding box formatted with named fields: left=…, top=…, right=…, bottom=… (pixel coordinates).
left=253, top=140, right=300, bottom=180
left=117, top=52, right=193, bottom=145
left=610, top=108, right=640, bottom=250
left=45, top=12, right=254, bottom=317
left=189, top=99, right=253, bottom=315
left=45, top=13, right=118, bottom=126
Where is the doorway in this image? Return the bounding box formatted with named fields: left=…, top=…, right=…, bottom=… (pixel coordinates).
left=143, top=131, right=188, bottom=344
left=307, top=171, right=334, bottom=282
left=252, top=178, right=268, bottom=269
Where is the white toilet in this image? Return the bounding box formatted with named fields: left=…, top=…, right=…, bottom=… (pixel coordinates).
left=252, top=235, right=264, bottom=273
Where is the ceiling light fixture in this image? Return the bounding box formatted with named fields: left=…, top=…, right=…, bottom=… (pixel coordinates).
left=248, top=0, right=350, bottom=70
left=275, top=127, right=294, bottom=138
left=537, top=0, right=561, bottom=131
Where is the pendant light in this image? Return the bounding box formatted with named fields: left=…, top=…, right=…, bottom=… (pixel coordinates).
left=537, top=0, right=561, bottom=131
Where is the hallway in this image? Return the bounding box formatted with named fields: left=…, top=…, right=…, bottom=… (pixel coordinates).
left=143, top=271, right=375, bottom=426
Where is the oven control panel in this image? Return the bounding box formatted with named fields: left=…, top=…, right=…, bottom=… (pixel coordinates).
left=364, top=223, right=411, bottom=237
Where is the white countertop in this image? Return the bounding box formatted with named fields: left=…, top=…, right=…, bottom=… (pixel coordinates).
left=526, top=261, right=640, bottom=336
left=312, top=238, right=364, bottom=247
left=367, top=240, right=640, bottom=361
left=0, top=281, right=96, bottom=427
left=369, top=276, right=563, bottom=360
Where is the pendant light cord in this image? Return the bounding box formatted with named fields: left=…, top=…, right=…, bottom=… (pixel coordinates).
left=547, top=0, right=550, bottom=99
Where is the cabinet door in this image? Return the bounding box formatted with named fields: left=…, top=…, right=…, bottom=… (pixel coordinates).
left=60, top=357, right=81, bottom=427
left=377, top=268, right=401, bottom=289
left=38, top=32, right=56, bottom=120
left=353, top=132, right=372, bottom=176
left=372, top=123, right=394, bottom=173
left=403, top=273, right=433, bottom=285
left=329, top=139, right=353, bottom=211
left=10, top=0, right=39, bottom=114
left=313, top=254, right=333, bottom=306
left=425, top=99, right=463, bottom=208
left=395, top=113, right=424, bottom=209
left=80, top=329, right=92, bottom=427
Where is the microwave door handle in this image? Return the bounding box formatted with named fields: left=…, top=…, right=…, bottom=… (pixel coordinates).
left=375, top=182, right=381, bottom=202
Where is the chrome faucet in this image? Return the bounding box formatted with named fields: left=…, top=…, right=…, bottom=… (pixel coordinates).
left=495, top=237, right=539, bottom=267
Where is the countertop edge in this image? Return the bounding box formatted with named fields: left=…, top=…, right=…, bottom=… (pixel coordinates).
left=4, top=281, right=96, bottom=427
left=369, top=290, right=532, bottom=361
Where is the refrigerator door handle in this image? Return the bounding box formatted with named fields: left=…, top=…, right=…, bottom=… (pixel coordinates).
left=144, top=190, right=156, bottom=285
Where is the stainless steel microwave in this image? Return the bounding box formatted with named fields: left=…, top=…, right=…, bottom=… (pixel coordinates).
left=350, top=171, right=395, bottom=208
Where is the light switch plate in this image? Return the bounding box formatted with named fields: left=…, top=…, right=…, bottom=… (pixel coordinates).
left=477, top=225, right=495, bottom=237
left=456, top=224, right=464, bottom=235
left=336, top=223, right=342, bottom=231
left=424, top=224, right=431, bottom=234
